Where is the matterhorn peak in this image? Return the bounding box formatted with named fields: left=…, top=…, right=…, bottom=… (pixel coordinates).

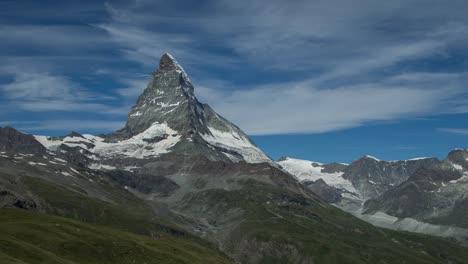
left=112, top=53, right=272, bottom=164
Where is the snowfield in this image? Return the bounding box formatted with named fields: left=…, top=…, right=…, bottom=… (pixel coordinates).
left=35, top=122, right=181, bottom=162
left=277, top=157, right=359, bottom=195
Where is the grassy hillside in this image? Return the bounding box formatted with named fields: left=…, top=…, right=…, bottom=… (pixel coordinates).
left=5, top=173, right=468, bottom=264
left=22, top=176, right=177, bottom=236
left=179, top=179, right=468, bottom=264
left=0, top=208, right=234, bottom=264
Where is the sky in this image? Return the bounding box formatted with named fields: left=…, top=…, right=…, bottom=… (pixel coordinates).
left=0, top=0, right=467, bottom=163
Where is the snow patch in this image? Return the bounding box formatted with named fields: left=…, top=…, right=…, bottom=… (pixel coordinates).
left=201, top=126, right=271, bottom=164
left=123, top=166, right=139, bottom=172
left=364, top=155, right=380, bottom=161
left=450, top=162, right=463, bottom=171
left=157, top=101, right=183, bottom=108
left=130, top=111, right=143, bottom=117
left=277, top=157, right=359, bottom=196
left=222, top=152, right=242, bottom=163
left=34, top=136, right=63, bottom=150
left=61, top=171, right=73, bottom=177
left=89, top=164, right=117, bottom=171
left=407, top=157, right=430, bottom=161
left=450, top=174, right=468, bottom=184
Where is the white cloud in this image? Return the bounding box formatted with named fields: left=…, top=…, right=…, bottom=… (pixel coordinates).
left=115, top=78, right=149, bottom=97
left=2, top=71, right=88, bottom=100
left=12, top=120, right=125, bottom=133
left=196, top=72, right=466, bottom=135
left=438, top=128, right=468, bottom=136
left=0, top=24, right=112, bottom=63
left=0, top=65, right=127, bottom=115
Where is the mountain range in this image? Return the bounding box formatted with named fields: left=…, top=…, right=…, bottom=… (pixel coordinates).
left=1, top=53, right=468, bottom=264
left=279, top=149, right=468, bottom=240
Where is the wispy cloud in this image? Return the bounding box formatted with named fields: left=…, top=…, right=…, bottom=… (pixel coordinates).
left=7, top=120, right=125, bottom=133
left=196, top=72, right=466, bottom=135
left=115, top=78, right=149, bottom=97
left=2, top=71, right=90, bottom=100
left=438, top=128, right=468, bottom=136
left=0, top=64, right=126, bottom=115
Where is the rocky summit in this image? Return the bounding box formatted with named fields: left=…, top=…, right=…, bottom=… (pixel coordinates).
left=1, top=54, right=468, bottom=264
left=123, top=53, right=200, bottom=136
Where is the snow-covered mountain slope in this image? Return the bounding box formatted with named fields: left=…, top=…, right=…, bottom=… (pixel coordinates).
left=277, top=157, right=356, bottom=195
left=35, top=122, right=181, bottom=160
left=33, top=53, right=271, bottom=168
left=277, top=157, right=365, bottom=205
left=200, top=126, right=270, bottom=163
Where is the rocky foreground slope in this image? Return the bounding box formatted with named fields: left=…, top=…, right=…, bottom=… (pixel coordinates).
left=1, top=53, right=468, bottom=264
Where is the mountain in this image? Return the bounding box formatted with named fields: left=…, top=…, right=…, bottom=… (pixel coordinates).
left=278, top=155, right=440, bottom=201
left=364, top=149, right=468, bottom=231
left=0, top=126, right=46, bottom=154
left=279, top=153, right=468, bottom=240
left=342, top=155, right=440, bottom=199
left=2, top=53, right=468, bottom=263
left=446, top=149, right=468, bottom=171
left=34, top=53, right=270, bottom=172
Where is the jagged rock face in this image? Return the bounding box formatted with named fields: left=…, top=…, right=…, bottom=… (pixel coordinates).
left=123, top=53, right=200, bottom=136
left=304, top=178, right=343, bottom=203
left=321, top=162, right=348, bottom=174
left=123, top=53, right=245, bottom=139
left=364, top=167, right=467, bottom=224
left=342, top=156, right=440, bottom=199
left=446, top=149, right=468, bottom=171
left=409, top=166, right=462, bottom=182
left=363, top=152, right=468, bottom=229
left=0, top=127, right=46, bottom=154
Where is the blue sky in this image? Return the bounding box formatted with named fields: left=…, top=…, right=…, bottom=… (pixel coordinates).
left=0, top=0, right=467, bottom=163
